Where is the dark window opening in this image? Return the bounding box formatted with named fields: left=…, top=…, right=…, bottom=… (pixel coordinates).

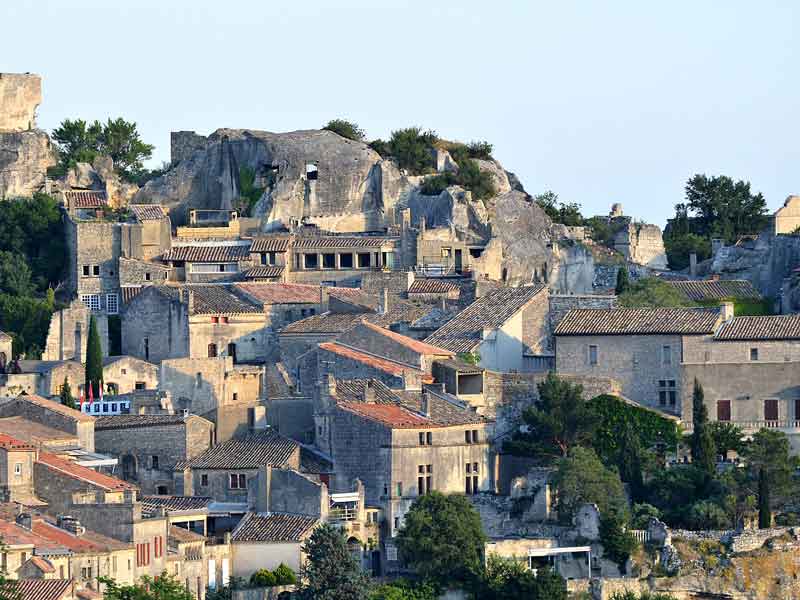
left=227, top=343, right=237, bottom=363
left=750, top=348, right=759, bottom=361
left=340, top=253, right=354, bottom=269
left=151, top=455, right=159, bottom=470
left=304, top=253, right=319, bottom=269
left=322, top=253, right=336, bottom=269
left=208, top=343, right=218, bottom=358
left=717, top=400, right=731, bottom=422
left=143, top=337, right=150, bottom=361
left=135, top=381, right=146, bottom=390
left=469, top=248, right=483, bottom=258
left=357, top=253, right=372, bottom=268
left=765, top=399, right=779, bottom=421
left=145, top=272, right=151, bottom=281
left=306, top=163, right=318, bottom=181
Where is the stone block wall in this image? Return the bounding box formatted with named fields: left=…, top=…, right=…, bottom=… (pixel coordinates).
left=44, top=300, right=109, bottom=362
left=0, top=73, right=41, bottom=131
left=614, top=222, right=667, bottom=269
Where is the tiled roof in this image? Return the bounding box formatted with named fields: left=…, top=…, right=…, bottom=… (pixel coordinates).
left=292, top=236, right=395, bottom=249
left=236, top=283, right=321, bottom=305
left=65, top=190, right=107, bottom=208
left=141, top=495, right=213, bottom=515
left=12, top=578, right=74, bottom=600
left=554, top=307, right=721, bottom=336
left=0, top=330, right=11, bottom=341
left=666, top=279, right=762, bottom=301
left=3, top=395, right=94, bottom=423
left=280, top=311, right=367, bottom=334
left=25, top=556, right=55, bottom=573
left=180, top=429, right=298, bottom=470
left=38, top=451, right=136, bottom=492
left=361, top=321, right=454, bottom=356
left=408, top=279, right=460, bottom=294
left=232, top=512, right=318, bottom=542
left=243, top=266, right=284, bottom=280
left=319, top=342, right=420, bottom=379
left=32, top=519, right=130, bottom=553
left=129, top=205, right=166, bottom=221
left=250, top=237, right=291, bottom=252
left=334, top=379, right=400, bottom=405
left=94, top=414, right=190, bottom=431
left=169, top=524, right=206, bottom=544
left=339, top=401, right=434, bottom=429
left=16, top=360, right=81, bottom=375
left=716, top=315, right=800, bottom=340
left=0, top=432, right=36, bottom=450
left=162, top=244, right=251, bottom=263
left=0, top=417, right=78, bottom=447
left=188, top=285, right=263, bottom=315
left=299, top=447, right=333, bottom=475
left=425, top=285, right=547, bottom=353
left=0, top=519, right=65, bottom=551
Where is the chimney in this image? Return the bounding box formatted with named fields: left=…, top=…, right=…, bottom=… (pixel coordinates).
left=382, top=288, right=390, bottom=315
left=186, top=289, right=194, bottom=314
left=320, top=285, right=329, bottom=311
left=689, top=253, right=697, bottom=277
left=421, top=391, right=430, bottom=417
left=57, top=516, right=86, bottom=536
left=363, top=380, right=376, bottom=404
left=16, top=512, right=31, bottom=530
left=720, top=301, right=735, bottom=322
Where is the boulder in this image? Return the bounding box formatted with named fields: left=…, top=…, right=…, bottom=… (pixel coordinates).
left=66, top=162, right=100, bottom=189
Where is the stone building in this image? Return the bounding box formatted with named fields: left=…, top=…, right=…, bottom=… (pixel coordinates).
left=317, top=378, right=492, bottom=538
left=94, top=413, right=214, bottom=495
left=554, top=306, right=724, bottom=414
left=230, top=512, right=318, bottom=577
left=120, top=286, right=189, bottom=362
left=613, top=221, right=668, bottom=269
left=0, top=517, right=71, bottom=580
left=406, top=278, right=460, bottom=303
left=43, top=300, right=109, bottom=363
left=1, top=360, right=84, bottom=398
left=0, top=395, right=95, bottom=452
left=415, top=223, right=487, bottom=276
left=160, top=242, right=253, bottom=283
left=425, top=285, right=550, bottom=372
left=772, top=195, right=800, bottom=236
left=102, top=356, right=159, bottom=395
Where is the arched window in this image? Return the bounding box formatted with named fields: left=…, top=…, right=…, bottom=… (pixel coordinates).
left=208, top=343, right=217, bottom=358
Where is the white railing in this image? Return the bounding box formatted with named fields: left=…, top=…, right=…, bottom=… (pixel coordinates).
left=628, top=529, right=651, bottom=544
left=681, top=420, right=800, bottom=433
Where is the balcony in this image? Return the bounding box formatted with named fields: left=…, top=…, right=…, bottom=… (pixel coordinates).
left=681, top=420, right=800, bottom=434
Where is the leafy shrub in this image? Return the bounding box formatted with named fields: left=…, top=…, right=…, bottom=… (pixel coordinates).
left=250, top=569, right=276, bottom=587
left=687, top=500, right=730, bottom=530
left=419, top=174, right=450, bottom=196
left=272, top=564, right=296, bottom=586
left=599, top=513, right=638, bottom=569
left=617, top=277, right=693, bottom=308
left=609, top=592, right=678, bottom=600
left=368, top=139, right=391, bottom=157
left=323, top=119, right=365, bottom=142
left=440, top=140, right=493, bottom=163
left=631, top=503, right=662, bottom=529
left=418, top=160, right=496, bottom=201
left=663, top=232, right=711, bottom=270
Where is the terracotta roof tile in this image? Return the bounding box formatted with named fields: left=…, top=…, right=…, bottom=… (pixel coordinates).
left=250, top=237, right=291, bottom=252
left=666, top=279, right=761, bottom=301
left=180, top=429, right=298, bottom=470
left=65, top=190, right=107, bottom=208
left=716, top=315, right=800, bottom=340
left=129, top=205, right=166, bottom=221
left=12, top=578, right=73, bottom=600
left=408, top=279, right=460, bottom=294
left=141, top=495, right=212, bottom=514
left=0, top=432, right=36, bottom=450
left=169, top=524, right=206, bottom=544
left=280, top=312, right=367, bottom=334
left=361, top=321, right=454, bottom=356
left=236, top=283, right=321, bottom=305
left=554, top=307, right=721, bottom=336
left=162, top=244, right=251, bottom=263
left=31, top=518, right=129, bottom=553
left=0, top=519, right=65, bottom=552
left=38, top=451, right=136, bottom=492
left=94, top=414, right=194, bottom=430
left=339, top=401, right=434, bottom=429
left=291, top=236, right=395, bottom=249
left=187, top=285, right=263, bottom=315
left=242, top=266, right=284, bottom=280
left=319, top=342, right=424, bottom=379
left=425, top=285, right=547, bottom=353
left=1, top=395, right=94, bottom=423
left=232, top=512, right=317, bottom=543
left=25, top=556, right=55, bottom=573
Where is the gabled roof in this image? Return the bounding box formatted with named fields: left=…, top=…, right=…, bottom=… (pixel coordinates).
left=128, top=205, right=166, bottom=221
left=0, top=519, right=65, bottom=551
left=141, top=495, right=212, bottom=515
left=0, top=432, right=36, bottom=450
left=1, top=395, right=94, bottom=424
left=169, top=524, right=206, bottom=544
left=360, top=321, right=454, bottom=356
left=31, top=518, right=130, bottom=553
left=38, top=451, right=136, bottom=492
left=94, top=414, right=195, bottom=431
left=425, top=285, right=547, bottom=353
left=232, top=511, right=318, bottom=543
left=280, top=311, right=367, bottom=335
left=716, top=315, right=800, bottom=341
left=12, top=578, right=74, bottom=600
left=24, top=556, right=55, bottom=573
left=554, top=307, right=721, bottom=336
left=65, top=190, right=107, bottom=208
left=666, top=279, right=761, bottom=301
left=318, top=342, right=421, bottom=379
left=408, top=279, right=460, bottom=294
left=162, top=244, right=251, bottom=263
left=179, top=429, right=298, bottom=470
left=236, top=283, right=321, bottom=305
left=250, top=237, right=291, bottom=252
left=292, top=236, right=395, bottom=249
left=188, top=285, right=263, bottom=315
left=339, top=402, right=434, bottom=429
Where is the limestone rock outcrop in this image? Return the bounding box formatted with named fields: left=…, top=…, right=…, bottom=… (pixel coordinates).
left=0, top=130, right=55, bottom=198
left=0, top=73, right=42, bottom=132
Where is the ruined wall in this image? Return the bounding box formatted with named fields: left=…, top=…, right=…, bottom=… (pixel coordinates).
left=0, top=74, right=41, bottom=132
left=43, top=300, right=109, bottom=362
left=613, top=221, right=667, bottom=269
left=772, top=195, right=800, bottom=235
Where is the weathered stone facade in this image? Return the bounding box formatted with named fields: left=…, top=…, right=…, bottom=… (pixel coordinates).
left=43, top=300, right=109, bottom=362
left=772, top=195, right=800, bottom=235
left=613, top=221, right=667, bottom=269
left=0, top=73, right=42, bottom=131
left=121, top=287, right=189, bottom=362
left=102, top=356, right=159, bottom=395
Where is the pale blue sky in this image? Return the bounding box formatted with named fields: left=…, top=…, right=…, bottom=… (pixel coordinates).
left=2, top=1, right=798, bottom=227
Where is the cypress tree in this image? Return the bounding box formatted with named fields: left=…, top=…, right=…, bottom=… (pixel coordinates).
left=59, top=377, right=75, bottom=409
left=758, top=467, right=771, bottom=529
left=84, top=315, right=104, bottom=399
left=615, top=265, right=631, bottom=295
left=618, top=423, right=645, bottom=502
left=690, top=379, right=716, bottom=477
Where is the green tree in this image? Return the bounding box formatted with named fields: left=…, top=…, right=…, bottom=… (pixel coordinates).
left=744, top=429, right=796, bottom=524
left=663, top=232, right=711, bottom=271
left=758, top=467, right=770, bottom=529
left=298, top=524, right=371, bottom=600
left=599, top=513, right=638, bottom=569
left=249, top=569, right=276, bottom=587
left=615, top=266, right=630, bottom=295
left=59, top=378, right=75, bottom=409
left=51, top=119, right=103, bottom=174
left=682, top=174, right=768, bottom=241
left=708, top=422, right=744, bottom=458
left=101, top=573, right=194, bottom=600
left=552, top=447, right=628, bottom=522
left=533, top=191, right=583, bottom=226
left=386, top=128, right=438, bottom=174
left=324, top=119, right=366, bottom=142
left=631, top=503, right=662, bottom=529
left=271, top=563, right=296, bottom=586
left=369, top=580, right=436, bottom=600
left=505, top=373, right=598, bottom=461
left=479, top=556, right=566, bottom=600
left=609, top=592, right=678, bottom=600
left=689, top=380, right=716, bottom=478
left=0, top=252, right=34, bottom=297
left=396, top=492, right=485, bottom=587
left=617, top=423, right=645, bottom=502
left=0, top=294, right=54, bottom=358
left=85, top=315, right=104, bottom=399
left=686, top=500, right=730, bottom=530
left=617, top=277, right=692, bottom=308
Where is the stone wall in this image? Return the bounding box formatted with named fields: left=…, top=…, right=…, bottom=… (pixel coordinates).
left=0, top=130, right=55, bottom=198
left=613, top=220, right=667, bottom=269
left=0, top=74, right=41, bottom=132
left=121, top=287, right=189, bottom=362
left=44, top=300, right=109, bottom=362
left=0, top=395, right=94, bottom=451
left=772, top=195, right=800, bottom=235
left=547, top=294, right=616, bottom=352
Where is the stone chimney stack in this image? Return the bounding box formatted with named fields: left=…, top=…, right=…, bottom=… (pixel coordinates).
left=363, top=380, right=376, bottom=404
left=381, top=288, right=390, bottom=315
left=689, top=253, right=697, bottom=277
left=421, top=391, right=430, bottom=417
left=720, top=301, right=735, bottom=323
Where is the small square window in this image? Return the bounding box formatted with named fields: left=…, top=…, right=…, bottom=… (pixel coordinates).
left=14, top=463, right=21, bottom=476
left=221, top=316, right=229, bottom=324
left=201, top=474, right=208, bottom=487
left=92, top=265, right=100, bottom=276
left=82, top=265, right=90, bottom=277
left=396, top=482, right=402, bottom=496
left=211, top=316, right=219, bottom=324
left=145, top=272, right=151, bottom=281
left=750, top=348, right=759, bottom=361
left=588, top=345, right=598, bottom=366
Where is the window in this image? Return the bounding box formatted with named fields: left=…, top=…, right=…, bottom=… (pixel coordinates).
left=717, top=400, right=731, bottom=422
left=135, top=381, right=146, bottom=390
left=208, top=343, right=218, bottom=358
left=340, top=253, right=354, bottom=269
left=106, top=293, right=119, bottom=315
left=83, top=265, right=90, bottom=277
left=227, top=342, right=237, bottom=363
left=152, top=455, right=159, bottom=470
left=145, top=272, right=151, bottom=281
left=13, top=463, right=21, bottom=476
left=357, top=252, right=372, bottom=268
left=750, top=348, right=759, bottom=361
left=81, top=294, right=101, bottom=311
left=111, top=403, right=117, bottom=411
left=211, top=316, right=219, bottom=324
left=322, top=253, right=336, bottom=269
left=229, top=473, right=247, bottom=489
left=284, top=310, right=293, bottom=321
left=764, top=398, right=779, bottom=421
left=662, top=345, right=672, bottom=366
left=465, top=431, right=471, bottom=444
left=588, top=345, right=598, bottom=366
left=143, top=337, right=150, bottom=361
left=471, top=430, right=479, bottom=443
left=304, top=253, right=318, bottom=269
left=93, top=265, right=100, bottom=276
left=419, top=432, right=426, bottom=445
left=261, top=252, right=277, bottom=266
left=396, top=482, right=402, bottom=497
left=465, top=463, right=479, bottom=495
left=201, top=474, right=209, bottom=487
left=221, top=316, right=229, bottom=324
left=426, top=432, right=432, bottom=445
left=232, top=392, right=238, bottom=402
left=658, top=380, right=677, bottom=407
left=441, top=247, right=452, bottom=258
left=93, top=404, right=100, bottom=413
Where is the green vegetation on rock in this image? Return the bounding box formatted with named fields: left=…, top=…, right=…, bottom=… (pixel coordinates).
left=324, top=119, right=366, bottom=142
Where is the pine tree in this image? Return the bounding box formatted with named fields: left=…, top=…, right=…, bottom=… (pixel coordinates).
left=59, top=377, right=75, bottom=409
left=84, top=315, right=103, bottom=399
left=758, top=467, right=771, bottom=529
left=690, top=379, right=716, bottom=477
left=298, top=524, right=370, bottom=600
left=615, top=265, right=631, bottom=295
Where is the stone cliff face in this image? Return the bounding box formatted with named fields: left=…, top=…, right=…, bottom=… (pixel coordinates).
left=137, top=128, right=407, bottom=229
left=0, top=129, right=55, bottom=198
